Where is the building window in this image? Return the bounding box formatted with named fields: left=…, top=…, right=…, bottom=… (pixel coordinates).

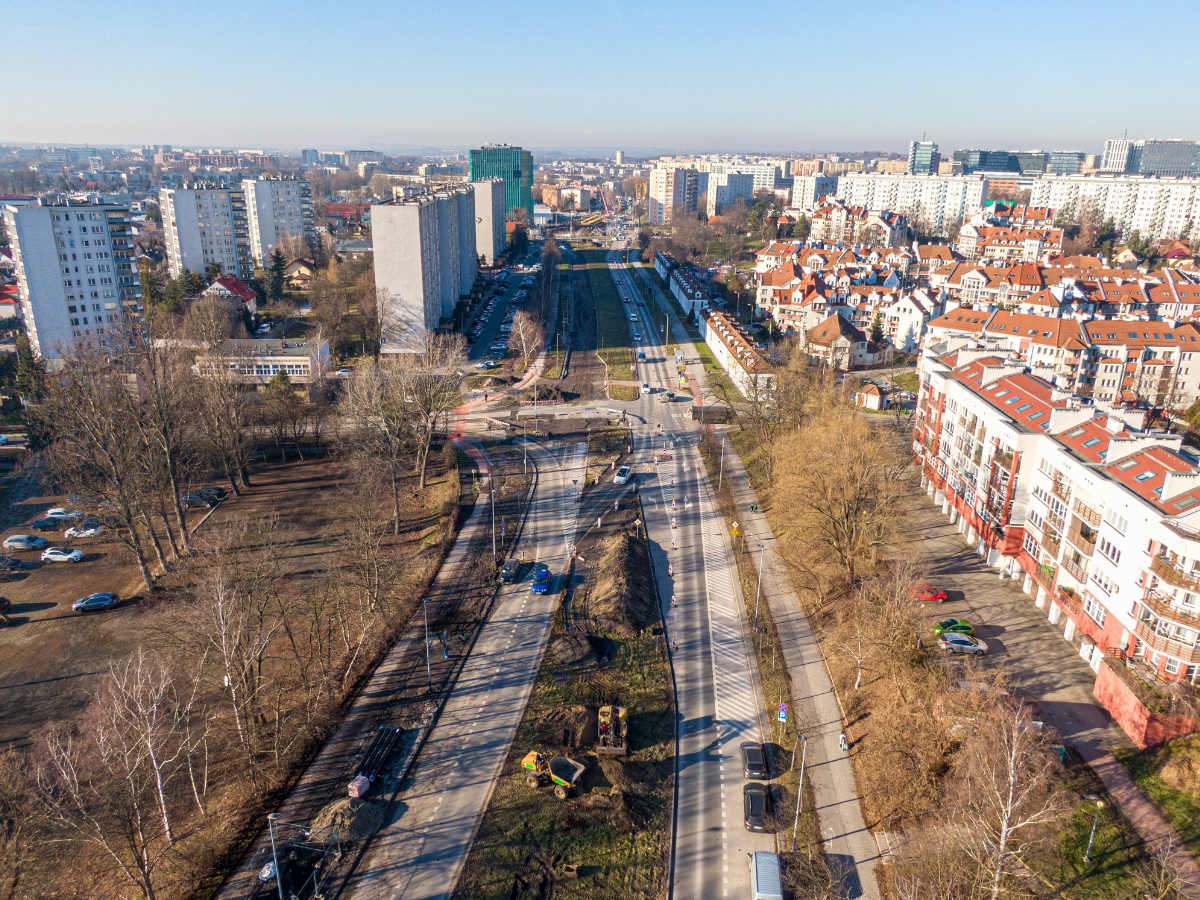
left=1083, top=596, right=1107, bottom=627
left=1165, top=657, right=1180, bottom=675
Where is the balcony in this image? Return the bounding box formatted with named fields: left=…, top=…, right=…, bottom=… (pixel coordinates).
left=1032, top=564, right=1056, bottom=591
left=1134, top=619, right=1200, bottom=664
left=1047, top=510, right=1065, bottom=533
left=994, top=449, right=1014, bottom=472
left=1061, top=556, right=1088, bottom=584
left=1051, top=480, right=1072, bottom=502
left=1140, top=590, right=1200, bottom=627
left=1073, top=499, right=1103, bottom=528
left=1162, top=518, right=1200, bottom=545
left=1065, top=527, right=1096, bottom=557
left=1042, top=533, right=1061, bottom=558
left=1150, top=556, right=1200, bottom=592
left=1055, top=587, right=1082, bottom=615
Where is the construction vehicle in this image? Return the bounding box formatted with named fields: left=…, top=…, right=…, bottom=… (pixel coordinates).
left=596, top=706, right=628, bottom=756
left=521, top=748, right=587, bottom=800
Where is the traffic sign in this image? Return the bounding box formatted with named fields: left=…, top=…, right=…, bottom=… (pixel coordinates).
left=777, top=702, right=788, bottom=722
left=731, top=520, right=739, bottom=535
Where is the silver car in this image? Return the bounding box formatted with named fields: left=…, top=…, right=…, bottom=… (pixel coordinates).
left=3, top=535, right=48, bottom=552
left=939, top=634, right=988, bottom=656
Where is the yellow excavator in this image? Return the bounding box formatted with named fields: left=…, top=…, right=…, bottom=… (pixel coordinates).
left=597, top=705, right=628, bottom=756
left=521, top=748, right=587, bottom=800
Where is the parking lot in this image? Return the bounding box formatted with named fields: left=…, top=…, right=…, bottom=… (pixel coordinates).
left=905, top=495, right=1131, bottom=750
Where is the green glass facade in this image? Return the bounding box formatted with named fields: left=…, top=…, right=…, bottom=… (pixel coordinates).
left=469, top=145, right=533, bottom=222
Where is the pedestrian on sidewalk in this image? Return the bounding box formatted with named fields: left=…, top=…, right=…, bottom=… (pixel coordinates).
left=839, top=732, right=848, bottom=752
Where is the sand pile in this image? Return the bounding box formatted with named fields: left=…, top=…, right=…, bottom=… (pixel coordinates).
left=310, top=797, right=385, bottom=842
left=590, top=532, right=656, bottom=635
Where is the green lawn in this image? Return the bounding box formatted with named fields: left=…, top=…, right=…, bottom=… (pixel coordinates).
left=893, top=372, right=919, bottom=392
left=580, top=248, right=633, bottom=354
left=1114, top=742, right=1200, bottom=855
left=608, top=384, right=639, bottom=402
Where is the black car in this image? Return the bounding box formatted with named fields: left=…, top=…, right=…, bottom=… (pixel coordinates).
left=196, top=486, right=227, bottom=501
left=30, top=518, right=62, bottom=532
left=180, top=493, right=216, bottom=509
left=743, top=783, right=771, bottom=832
left=741, top=741, right=767, bottom=779
left=500, top=560, right=521, bottom=583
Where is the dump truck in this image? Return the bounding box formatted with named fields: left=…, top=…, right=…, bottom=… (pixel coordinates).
left=596, top=705, right=628, bottom=756
left=521, top=749, right=587, bottom=800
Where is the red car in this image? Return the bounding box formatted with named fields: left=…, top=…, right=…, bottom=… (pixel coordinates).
left=910, top=584, right=947, bottom=603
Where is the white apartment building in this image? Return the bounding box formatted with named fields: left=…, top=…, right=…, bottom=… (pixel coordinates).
left=790, top=174, right=839, bottom=210
left=1028, top=175, right=1200, bottom=243
left=648, top=166, right=698, bottom=225
left=372, top=187, right=477, bottom=350
left=914, top=346, right=1200, bottom=706
left=241, top=177, right=314, bottom=265
left=3, top=200, right=141, bottom=358
left=159, top=186, right=253, bottom=279
left=699, top=309, right=774, bottom=399
left=836, top=174, right=988, bottom=236
left=470, top=178, right=506, bottom=266
left=696, top=160, right=781, bottom=193
left=705, top=172, right=755, bottom=217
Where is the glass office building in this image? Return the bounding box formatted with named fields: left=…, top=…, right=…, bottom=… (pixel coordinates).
left=469, top=145, right=534, bottom=222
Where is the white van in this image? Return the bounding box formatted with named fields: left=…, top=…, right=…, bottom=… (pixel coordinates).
left=749, top=852, right=783, bottom=900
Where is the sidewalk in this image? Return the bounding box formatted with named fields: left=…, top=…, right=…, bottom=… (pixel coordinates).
left=719, top=446, right=882, bottom=900
left=1078, top=747, right=1200, bottom=897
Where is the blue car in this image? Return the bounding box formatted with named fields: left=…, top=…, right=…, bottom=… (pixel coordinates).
left=531, top=563, right=551, bottom=594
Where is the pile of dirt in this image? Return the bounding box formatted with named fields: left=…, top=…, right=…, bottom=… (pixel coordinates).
left=309, top=797, right=385, bottom=842
left=535, top=704, right=597, bottom=750
left=549, top=633, right=610, bottom=670
left=578, top=788, right=651, bottom=833
left=595, top=756, right=657, bottom=797
left=590, top=532, right=657, bottom=635
left=1159, top=735, right=1200, bottom=793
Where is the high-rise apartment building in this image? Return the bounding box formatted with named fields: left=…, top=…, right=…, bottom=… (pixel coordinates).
left=790, top=174, right=839, bottom=209
left=1100, top=139, right=1138, bottom=173
left=907, top=140, right=940, bottom=175
left=1028, top=174, right=1200, bottom=242
left=371, top=187, right=478, bottom=351
left=3, top=199, right=141, bottom=358
left=648, top=166, right=698, bottom=224
left=468, top=145, right=534, bottom=221
left=470, top=178, right=506, bottom=266
left=615, top=150, right=625, bottom=164
left=837, top=173, right=987, bottom=235
left=705, top=172, right=755, bottom=217
left=241, top=177, right=314, bottom=265
left=159, top=186, right=253, bottom=279
left=344, top=150, right=382, bottom=168
left=301, top=149, right=319, bottom=166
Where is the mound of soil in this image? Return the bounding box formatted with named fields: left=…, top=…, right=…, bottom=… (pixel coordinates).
left=590, top=532, right=657, bottom=635
left=549, top=633, right=611, bottom=669
left=310, top=797, right=385, bottom=842
left=596, top=756, right=657, bottom=797
left=1160, top=735, right=1200, bottom=793
left=578, top=789, right=651, bottom=833
left=535, top=704, right=597, bottom=750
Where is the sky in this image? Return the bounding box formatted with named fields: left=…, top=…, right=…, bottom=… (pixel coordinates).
left=6, top=0, right=1200, bottom=157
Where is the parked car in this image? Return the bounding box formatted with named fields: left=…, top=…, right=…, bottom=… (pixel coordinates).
left=0, top=435, right=8, bottom=445
left=500, top=560, right=521, bottom=583
left=42, top=547, right=84, bottom=564
left=530, top=563, right=551, bottom=595
left=476, top=360, right=498, bottom=370
left=3, top=535, right=47, bottom=552
left=932, top=618, right=975, bottom=637
left=743, top=783, right=771, bottom=832
left=0, top=557, right=22, bottom=573
left=180, top=493, right=216, bottom=509
left=741, top=741, right=767, bottom=779
left=64, top=521, right=104, bottom=539
left=613, top=466, right=632, bottom=486
left=910, top=584, right=948, bottom=603
left=939, top=633, right=988, bottom=656
left=196, top=486, right=227, bottom=501
left=45, top=508, right=82, bottom=520
left=336, top=368, right=353, bottom=376
left=30, top=519, right=63, bottom=532
left=72, top=592, right=120, bottom=613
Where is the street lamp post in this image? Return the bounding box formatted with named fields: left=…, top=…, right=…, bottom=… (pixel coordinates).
left=423, top=599, right=433, bottom=692
left=753, top=544, right=765, bottom=632
left=718, top=436, right=725, bottom=492
left=1083, top=795, right=1106, bottom=862
left=790, top=736, right=808, bottom=852
left=267, top=813, right=284, bottom=900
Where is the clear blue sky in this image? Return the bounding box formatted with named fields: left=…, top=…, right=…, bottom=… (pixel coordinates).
left=7, top=0, right=1198, bottom=156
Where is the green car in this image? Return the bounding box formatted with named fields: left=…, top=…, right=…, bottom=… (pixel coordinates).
left=932, top=618, right=975, bottom=637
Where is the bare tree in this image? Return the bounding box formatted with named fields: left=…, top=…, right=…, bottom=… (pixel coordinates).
left=951, top=703, right=1069, bottom=900
left=340, top=363, right=413, bottom=533
left=392, top=332, right=468, bottom=488
left=508, top=308, right=544, bottom=366
left=191, top=343, right=255, bottom=493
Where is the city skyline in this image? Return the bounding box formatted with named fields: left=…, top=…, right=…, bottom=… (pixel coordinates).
left=7, top=0, right=1200, bottom=153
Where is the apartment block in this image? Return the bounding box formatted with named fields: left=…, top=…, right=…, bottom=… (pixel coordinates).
left=1028, top=174, right=1200, bottom=243
left=159, top=186, right=253, bottom=279
left=648, top=166, right=698, bottom=225
left=913, top=345, right=1200, bottom=723
left=836, top=173, right=987, bottom=236
left=705, top=172, right=754, bottom=217
left=242, top=177, right=314, bottom=265
left=470, top=178, right=506, bottom=266
left=790, top=174, right=839, bottom=209
left=3, top=199, right=141, bottom=358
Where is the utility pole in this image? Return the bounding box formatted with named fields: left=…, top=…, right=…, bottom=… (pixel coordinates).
left=423, top=600, right=432, bottom=692
left=753, top=544, right=765, bottom=632
left=718, top=436, right=725, bottom=491
left=491, top=489, right=497, bottom=563
left=791, top=736, right=808, bottom=852
left=267, top=814, right=283, bottom=900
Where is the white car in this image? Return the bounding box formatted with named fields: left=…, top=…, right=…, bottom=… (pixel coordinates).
left=45, top=508, right=82, bottom=521
left=42, top=547, right=84, bottom=563
left=641, top=382, right=651, bottom=394
left=64, top=523, right=104, bottom=539
left=613, top=466, right=632, bottom=485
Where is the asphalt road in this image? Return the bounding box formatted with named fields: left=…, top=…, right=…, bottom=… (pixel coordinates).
left=344, top=439, right=585, bottom=900
left=607, top=250, right=775, bottom=899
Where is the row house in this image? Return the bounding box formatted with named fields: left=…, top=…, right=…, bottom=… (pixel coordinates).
left=913, top=348, right=1200, bottom=743
left=807, top=200, right=910, bottom=248
left=958, top=223, right=1063, bottom=261
left=699, top=309, right=774, bottom=398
